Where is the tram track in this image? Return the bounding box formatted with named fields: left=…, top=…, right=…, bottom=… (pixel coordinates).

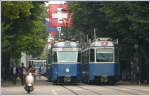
left=81, top=85, right=137, bottom=95
left=59, top=84, right=147, bottom=95
left=103, top=86, right=141, bottom=95
left=78, top=86, right=102, bottom=95
left=61, top=85, right=79, bottom=95
left=116, top=86, right=149, bottom=93
left=61, top=85, right=101, bottom=95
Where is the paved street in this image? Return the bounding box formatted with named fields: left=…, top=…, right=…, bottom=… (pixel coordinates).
left=2, top=76, right=149, bottom=95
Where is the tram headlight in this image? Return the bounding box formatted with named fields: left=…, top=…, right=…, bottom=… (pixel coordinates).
left=66, top=68, right=69, bottom=72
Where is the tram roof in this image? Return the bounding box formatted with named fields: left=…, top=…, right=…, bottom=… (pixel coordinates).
left=90, top=40, right=114, bottom=47
left=53, top=40, right=80, bottom=48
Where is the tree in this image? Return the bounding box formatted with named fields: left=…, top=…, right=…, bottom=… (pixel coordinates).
left=68, top=1, right=149, bottom=82
left=1, top=1, right=47, bottom=80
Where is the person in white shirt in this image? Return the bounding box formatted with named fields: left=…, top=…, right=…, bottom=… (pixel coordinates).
left=12, top=64, right=17, bottom=84
left=21, top=63, right=27, bottom=85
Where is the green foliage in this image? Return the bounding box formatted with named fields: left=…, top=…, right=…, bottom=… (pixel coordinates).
left=2, top=2, right=32, bottom=23
left=69, top=2, right=148, bottom=42
left=68, top=2, right=149, bottom=81
left=2, top=1, right=47, bottom=56
left=2, top=1, right=47, bottom=80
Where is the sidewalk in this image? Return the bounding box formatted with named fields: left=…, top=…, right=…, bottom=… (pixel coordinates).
left=2, top=80, right=22, bottom=87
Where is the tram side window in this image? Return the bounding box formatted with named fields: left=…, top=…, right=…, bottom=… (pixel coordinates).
left=85, top=51, right=88, bottom=64
left=53, top=52, right=57, bottom=62
left=90, top=49, right=95, bottom=62
left=87, top=50, right=89, bottom=63
left=83, top=51, right=86, bottom=65
left=78, top=52, right=81, bottom=62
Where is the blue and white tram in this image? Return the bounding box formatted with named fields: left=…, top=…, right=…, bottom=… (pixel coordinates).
left=51, top=40, right=82, bottom=84
left=82, top=38, right=118, bottom=84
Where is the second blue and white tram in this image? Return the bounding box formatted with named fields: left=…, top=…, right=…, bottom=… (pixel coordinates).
left=82, top=38, right=119, bottom=84
left=51, top=40, right=82, bottom=84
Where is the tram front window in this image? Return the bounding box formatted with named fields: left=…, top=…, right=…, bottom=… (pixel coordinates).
left=96, top=48, right=113, bottom=62
left=58, top=51, right=78, bottom=62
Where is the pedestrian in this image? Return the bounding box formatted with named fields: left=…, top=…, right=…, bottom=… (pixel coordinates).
left=136, top=65, right=141, bottom=85
left=12, top=63, right=17, bottom=84
left=27, top=62, right=34, bottom=73
left=39, top=65, right=42, bottom=79
left=21, top=63, right=26, bottom=85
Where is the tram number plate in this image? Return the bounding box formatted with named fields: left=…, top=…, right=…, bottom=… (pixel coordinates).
left=101, top=75, right=108, bottom=82
left=64, top=76, right=71, bottom=82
